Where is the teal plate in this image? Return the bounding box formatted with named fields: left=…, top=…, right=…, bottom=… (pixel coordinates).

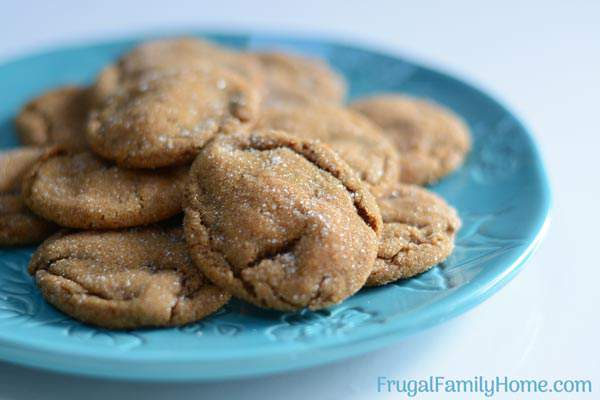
left=0, top=32, right=551, bottom=381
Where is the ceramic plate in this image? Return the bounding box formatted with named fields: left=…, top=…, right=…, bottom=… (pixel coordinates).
left=0, top=32, right=551, bottom=381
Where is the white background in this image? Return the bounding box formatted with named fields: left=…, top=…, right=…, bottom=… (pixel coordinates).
left=1, top=1, right=599, bottom=399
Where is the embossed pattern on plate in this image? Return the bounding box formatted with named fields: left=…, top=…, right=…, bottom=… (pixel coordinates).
left=0, top=33, right=551, bottom=381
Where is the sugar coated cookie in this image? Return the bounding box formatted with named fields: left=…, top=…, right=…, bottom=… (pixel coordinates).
left=93, top=37, right=264, bottom=99
left=351, top=95, right=471, bottom=185
left=0, top=147, right=57, bottom=246
left=367, top=184, right=461, bottom=286
left=15, top=86, right=91, bottom=150
left=184, top=130, right=381, bottom=311
left=22, top=150, right=187, bottom=229
left=1, top=194, right=57, bottom=246
left=28, top=225, right=231, bottom=329
left=88, top=65, right=261, bottom=168
left=255, top=102, right=400, bottom=194
left=253, top=52, right=346, bottom=106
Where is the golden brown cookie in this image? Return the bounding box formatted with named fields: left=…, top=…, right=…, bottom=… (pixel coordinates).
left=88, top=65, right=261, bottom=168
left=0, top=195, right=57, bottom=246
left=0, top=147, right=57, bottom=246
left=184, top=130, right=381, bottom=311
left=0, top=146, right=47, bottom=193
left=22, top=150, right=187, bottom=229
left=254, top=102, right=400, bottom=195
left=92, top=37, right=263, bottom=101
left=14, top=86, right=91, bottom=150
left=367, top=184, right=461, bottom=286
left=28, top=225, right=231, bottom=329
left=350, top=95, right=471, bottom=185
left=252, top=52, right=346, bottom=106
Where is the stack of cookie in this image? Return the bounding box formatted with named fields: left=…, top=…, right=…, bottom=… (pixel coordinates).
left=0, top=38, right=470, bottom=329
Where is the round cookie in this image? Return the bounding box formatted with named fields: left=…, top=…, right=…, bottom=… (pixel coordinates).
left=0, top=195, right=57, bottom=246
left=367, top=184, right=461, bottom=286
left=15, top=86, right=91, bottom=150
left=350, top=95, right=471, bottom=185
left=28, top=225, right=231, bottom=329
left=0, top=146, right=47, bottom=193
left=184, top=130, right=381, bottom=311
left=0, top=147, right=57, bottom=246
left=22, top=150, right=187, bottom=229
left=93, top=37, right=264, bottom=101
left=254, top=102, right=400, bottom=195
left=88, top=65, right=261, bottom=168
left=252, top=52, right=346, bottom=106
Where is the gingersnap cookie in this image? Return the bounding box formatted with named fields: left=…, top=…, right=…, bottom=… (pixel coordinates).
left=15, top=86, right=91, bottom=150
left=0, top=147, right=57, bottom=246
left=255, top=102, right=400, bottom=195
left=367, top=184, right=461, bottom=286
left=22, top=150, right=187, bottom=229
left=0, top=146, right=47, bottom=192
left=350, top=95, right=471, bottom=185
left=87, top=65, right=261, bottom=168
left=184, top=130, right=381, bottom=311
left=252, top=52, right=346, bottom=106
left=28, top=225, right=231, bottom=329
left=0, top=195, right=57, bottom=246
left=93, top=37, right=264, bottom=101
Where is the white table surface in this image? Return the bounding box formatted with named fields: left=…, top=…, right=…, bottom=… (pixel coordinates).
left=1, top=1, right=598, bottom=399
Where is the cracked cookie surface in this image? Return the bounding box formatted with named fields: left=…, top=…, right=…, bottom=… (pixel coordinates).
left=255, top=102, right=400, bottom=195
left=28, top=225, right=231, bottom=329
left=184, top=130, right=381, bottom=311
left=0, top=147, right=57, bottom=246
left=22, top=150, right=187, bottom=229
left=15, top=86, right=91, bottom=150
left=252, top=52, right=346, bottom=106
left=351, top=95, right=471, bottom=185
left=88, top=64, right=261, bottom=168
left=367, top=184, right=461, bottom=286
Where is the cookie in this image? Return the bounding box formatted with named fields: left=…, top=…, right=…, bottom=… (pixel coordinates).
left=367, top=184, right=461, bottom=286
left=15, top=86, right=91, bottom=150
left=0, top=195, right=57, bottom=246
left=28, top=225, right=231, bottom=329
left=0, top=146, right=47, bottom=192
left=22, top=150, right=187, bottom=229
left=1, top=147, right=57, bottom=246
left=93, top=37, right=263, bottom=97
left=350, top=95, right=471, bottom=185
left=88, top=65, right=261, bottom=168
left=255, top=102, right=400, bottom=194
left=252, top=52, right=346, bottom=106
left=184, top=130, right=381, bottom=311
